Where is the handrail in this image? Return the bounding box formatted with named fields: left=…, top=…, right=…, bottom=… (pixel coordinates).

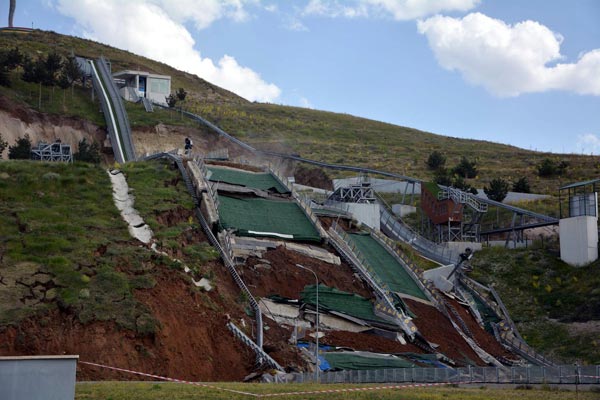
left=227, top=322, right=284, bottom=371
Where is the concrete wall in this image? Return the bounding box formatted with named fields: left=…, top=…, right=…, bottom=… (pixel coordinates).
left=0, top=356, right=78, bottom=400
left=447, top=241, right=482, bottom=254
left=344, top=203, right=381, bottom=231
left=559, top=216, right=599, bottom=267
left=392, top=204, right=416, bottom=217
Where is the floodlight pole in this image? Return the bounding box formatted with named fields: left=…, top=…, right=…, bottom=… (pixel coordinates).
left=296, top=263, right=319, bottom=383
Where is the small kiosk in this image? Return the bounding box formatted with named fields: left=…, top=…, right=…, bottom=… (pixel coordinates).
left=558, top=179, right=599, bottom=266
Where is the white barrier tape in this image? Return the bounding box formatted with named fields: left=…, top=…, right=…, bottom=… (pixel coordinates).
left=259, top=381, right=478, bottom=398
left=80, top=361, right=259, bottom=397
left=80, top=361, right=600, bottom=398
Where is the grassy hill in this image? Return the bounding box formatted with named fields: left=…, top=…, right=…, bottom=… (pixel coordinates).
left=1, top=29, right=598, bottom=368
left=1, top=29, right=597, bottom=194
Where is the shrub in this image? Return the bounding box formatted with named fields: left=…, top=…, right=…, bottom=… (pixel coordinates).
left=0, top=132, right=7, bottom=157
left=426, top=150, right=446, bottom=170
left=74, top=138, right=101, bottom=164
left=537, top=158, right=569, bottom=177
left=8, top=135, right=32, bottom=159
left=512, top=176, right=531, bottom=193
left=453, top=156, right=478, bottom=178
left=484, top=178, right=509, bottom=202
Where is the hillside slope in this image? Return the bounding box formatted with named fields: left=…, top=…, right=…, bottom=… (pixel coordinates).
left=1, top=29, right=596, bottom=194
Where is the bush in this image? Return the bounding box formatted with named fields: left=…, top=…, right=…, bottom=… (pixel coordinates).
left=433, top=168, right=452, bottom=186
left=453, top=156, right=478, bottom=178
left=537, top=158, right=569, bottom=177
left=426, top=150, right=446, bottom=170
left=0, top=132, right=7, bottom=158
left=484, top=178, right=510, bottom=202
left=74, top=138, right=101, bottom=164
left=8, top=135, right=32, bottom=159
left=512, top=176, right=531, bottom=193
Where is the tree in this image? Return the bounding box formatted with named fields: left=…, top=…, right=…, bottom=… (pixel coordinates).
left=426, top=150, right=446, bottom=170
left=512, top=177, right=531, bottom=193
left=433, top=168, right=452, bottom=186
left=165, top=94, right=177, bottom=108
left=44, top=52, right=63, bottom=85
left=74, top=138, right=101, bottom=164
left=0, top=132, right=8, bottom=158
left=452, top=175, right=477, bottom=194
left=453, top=156, right=478, bottom=179
left=61, top=55, right=82, bottom=99
left=484, top=178, right=509, bottom=202
left=8, top=135, right=31, bottom=159
left=0, top=46, right=22, bottom=87
left=537, top=158, right=568, bottom=177
left=176, top=87, right=187, bottom=102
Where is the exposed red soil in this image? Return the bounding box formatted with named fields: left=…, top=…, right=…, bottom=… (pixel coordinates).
left=239, top=246, right=372, bottom=300
left=404, top=299, right=484, bottom=366
left=293, top=165, right=333, bottom=191
left=320, top=330, right=424, bottom=354
left=318, top=216, right=354, bottom=232
left=444, top=297, right=517, bottom=361
left=262, top=320, right=307, bottom=372
left=0, top=261, right=258, bottom=381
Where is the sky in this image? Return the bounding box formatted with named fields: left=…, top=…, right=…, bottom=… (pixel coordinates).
left=4, top=0, right=600, bottom=154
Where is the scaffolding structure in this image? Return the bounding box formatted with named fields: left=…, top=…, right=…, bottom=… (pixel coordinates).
left=31, top=141, right=73, bottom=162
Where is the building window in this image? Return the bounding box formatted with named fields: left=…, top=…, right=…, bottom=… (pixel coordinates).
left=149, top=78, right=170, bottom=95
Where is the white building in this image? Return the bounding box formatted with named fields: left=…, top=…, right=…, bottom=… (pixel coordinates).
left=113, top=70, right=171, bottom=105
left=559, top=179, right=599, bottom=267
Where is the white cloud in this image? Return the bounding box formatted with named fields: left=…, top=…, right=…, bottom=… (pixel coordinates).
left=303, top=0, right=478, bottom=20
left=417, top=13, right=600, bottom=96
left=56, top=0, right=280, bottom=102
left=285, top=17, right=309, bottom=31
left=299, top=97, right=314, bottom=108
left=577, top=133, right=600, bottom=154
left=152, top=0, right=251, bottom=30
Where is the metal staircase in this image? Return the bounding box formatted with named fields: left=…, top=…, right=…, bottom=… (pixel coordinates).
left=142, top=97, right=154, bottom=112
left=227, top=322, right=284, bottom=371
left=438, top=186, right=488, bottom=213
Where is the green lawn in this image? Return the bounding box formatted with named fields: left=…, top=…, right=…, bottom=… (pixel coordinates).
left=75, top=381, right=600, bottom=400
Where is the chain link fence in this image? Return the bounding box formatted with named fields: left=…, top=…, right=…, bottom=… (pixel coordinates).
left=291, top=365, right=600, bottom=385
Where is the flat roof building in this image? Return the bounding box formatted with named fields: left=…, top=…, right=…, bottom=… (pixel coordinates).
left=113, top=70, right=171, bottom=105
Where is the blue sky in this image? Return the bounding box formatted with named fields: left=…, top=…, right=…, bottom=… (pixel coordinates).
left=5, top=0, right=600, bottom=154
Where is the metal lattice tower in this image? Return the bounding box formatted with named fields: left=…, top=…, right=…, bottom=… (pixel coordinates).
left=31, top=141, right=73, bottom=162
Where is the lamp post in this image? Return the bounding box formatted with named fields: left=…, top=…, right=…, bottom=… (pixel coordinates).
left=296, top=263, right=319, bottom=383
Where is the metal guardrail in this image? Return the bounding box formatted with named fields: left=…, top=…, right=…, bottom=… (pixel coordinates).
left=379, top=205, right=459, bottom=266
left=292, top=364, right=600, bottom=385
left=459, top=277, right=554, bottom=367
left=94, top=57, right=135, bottom=161
left=227, top=322, right=284, bottom=371
left=438, top=186, right=488, bottom=213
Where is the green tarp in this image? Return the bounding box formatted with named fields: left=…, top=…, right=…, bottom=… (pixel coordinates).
left=218, top=195, right=321, bottom=242
left=208, top=167, right=289, bottom=194
left=300, top=284, right=391, bottom=326
left=323, top=352, right=416, bottom=370
left=349, top=233, right=428, bottom=301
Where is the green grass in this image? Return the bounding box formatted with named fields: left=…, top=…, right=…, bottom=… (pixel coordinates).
left=75, top=381, right=600, bottom=400
left=469, top=246, right=600, bottom=364
left=120, top=159, right=218, bottom=268
left=0, top=159, right=216, bottom=333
